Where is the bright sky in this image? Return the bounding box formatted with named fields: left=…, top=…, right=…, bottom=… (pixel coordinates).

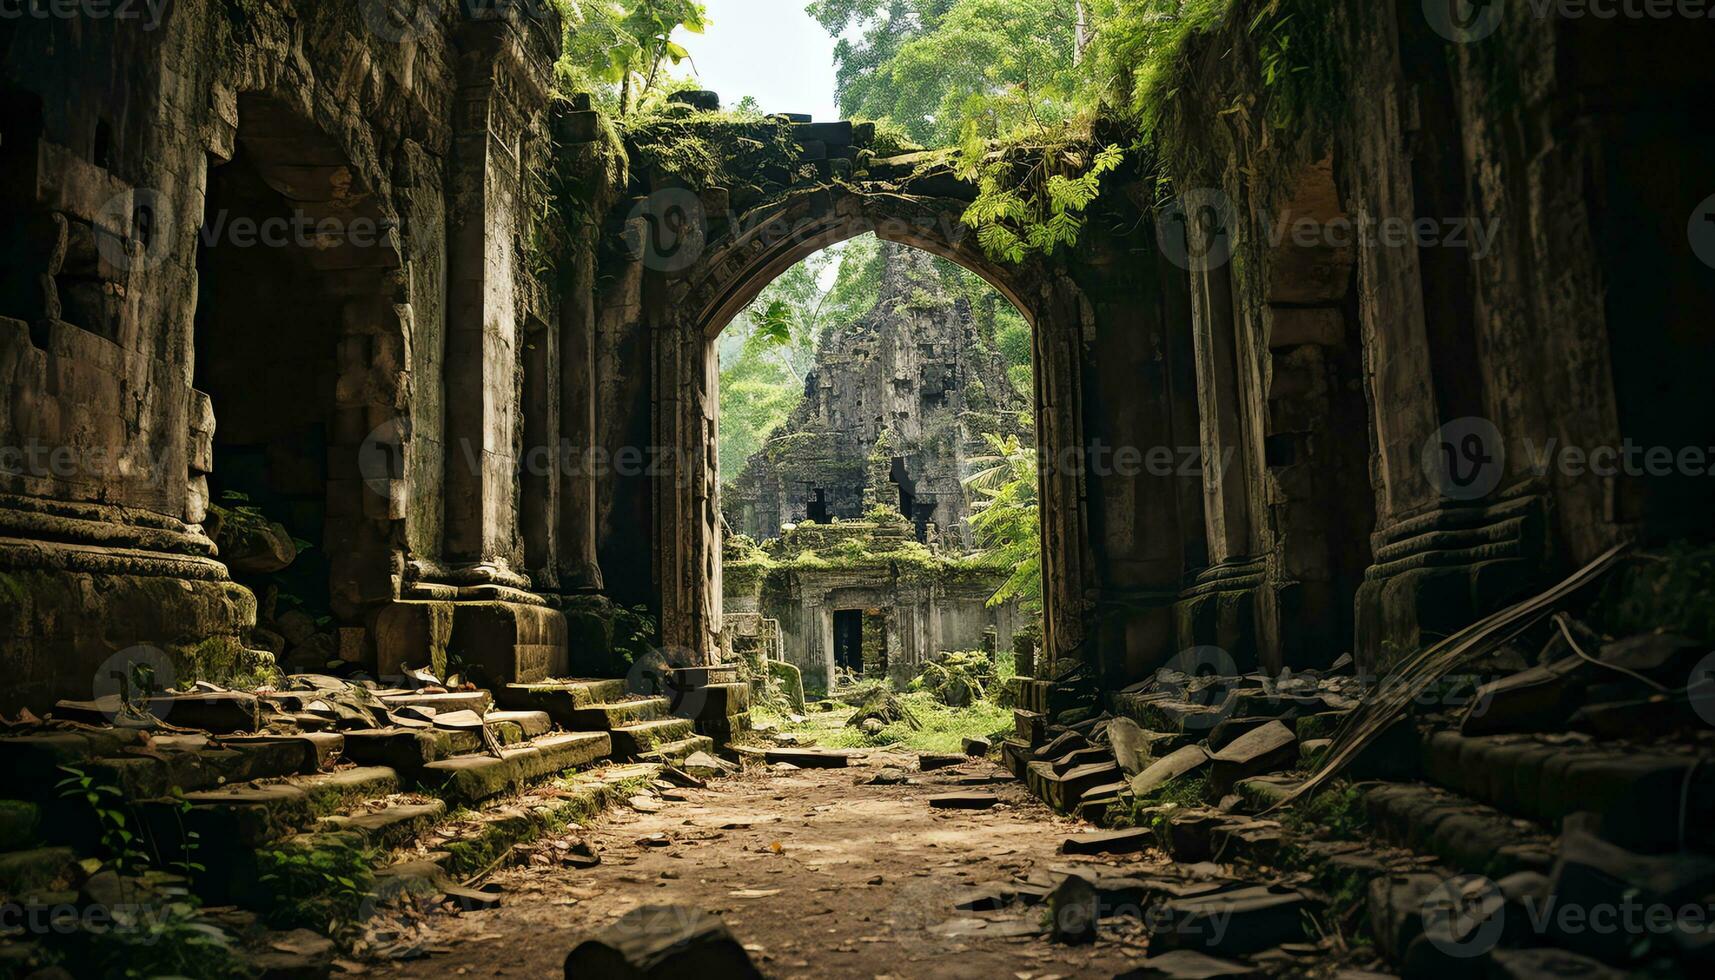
left=688, top=0, right=841, bottom=122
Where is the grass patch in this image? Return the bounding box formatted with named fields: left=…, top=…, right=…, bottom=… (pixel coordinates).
left=756, top=690, right=1012, bottom=755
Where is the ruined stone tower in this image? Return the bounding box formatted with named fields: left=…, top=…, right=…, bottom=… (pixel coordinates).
left=724, top=241, right=1031, bottom=547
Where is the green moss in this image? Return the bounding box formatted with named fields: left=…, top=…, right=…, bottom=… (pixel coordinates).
left=1280, top=779, right=1368, bottom=839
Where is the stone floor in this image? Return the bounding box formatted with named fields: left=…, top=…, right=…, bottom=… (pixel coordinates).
left=366, top=750, right=1305, bottom=978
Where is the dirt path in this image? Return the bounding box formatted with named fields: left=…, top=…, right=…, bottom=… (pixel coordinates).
left=371, top=750, right=1155, bottom=978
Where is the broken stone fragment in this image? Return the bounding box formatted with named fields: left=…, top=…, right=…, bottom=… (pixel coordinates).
left=1131, top=744, right=1209, bottom=798
left=1107, top=716, right=1152, bottom=776
left=563, top=905, right=762, bottom=979
left=918, top=752, right=964, bottom=771
left=928, top=793, right=999, bottom=810
left=1206, top=721, right=1296, bottom=796
left=1046, top=873, right=1100, bottom=944
left=1147, top=884, right=1313, bottom=956
left=960, top=736, right=991, bottom=756
left=1059, top=826, right=1152, bottom=856
left=212, top=512, right=297, bottom=576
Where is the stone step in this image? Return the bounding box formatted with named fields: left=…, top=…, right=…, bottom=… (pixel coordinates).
left=640, top=735, right=716, bottom=766
left=674, top=682, right=750, bottom=723
left=1, top=728, right=150, bottom=789
left=318, top=799, right=448, bottom=851
left=82, top=733, right=330, bottom=798
left=560, top=698, right=669, bottom=730
left=1419, top=731, right=1714, bottom=851
left=668, top=665, right=739, bottom=688
left=1026, top=759, right=1123, bottom=812
left=421, top=732, right=611, bottom=805
left=0, top=846, right=80, bottom=897
left=1360, top=781, right=1555, bottom=878
left=610, top=718, right=698, bottom=758
left=342, top=729, right=464, bottom=773
left=379, top=690, right=494, bottom=715
left=484, top=710, right=552, bottom=739
left=168, top=766, right=401, bottom=848
left=495, top=679, right=632, bottom=724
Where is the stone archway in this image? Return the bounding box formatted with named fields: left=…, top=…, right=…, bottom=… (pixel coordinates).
left=636, top=162, right=1095, bottom=668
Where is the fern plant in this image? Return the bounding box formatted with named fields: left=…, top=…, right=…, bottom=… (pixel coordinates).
left=954, top=128, right=1125, bottom=264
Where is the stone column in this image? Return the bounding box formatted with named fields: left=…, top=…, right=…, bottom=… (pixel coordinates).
left=439, top=18, right=538, bottom=587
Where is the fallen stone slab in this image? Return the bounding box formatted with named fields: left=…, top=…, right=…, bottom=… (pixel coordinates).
left=928, top=793, right=1000, bottom=810
left=1059, top=827, right=1152, bottom=856
left=1116, top=949, right=1260, bottom=979
left=1050, top=745, right=1114, bottom=775
left=1046, top=873, right=1100, bottom=944
left=563, top=905, right=762, bottom=979
left=918, top=752, right=965, bottom=771
left=1148, top=884, right=1313, bottom=955
left=145, top=691, right=263, bottom=733
left=1032, top=729, right=1088, bottom=761
left=1131, top=744, right=1209, bottom=798
left=961, top=736, right=991, bottom=756
left=772, top=747, right=855, bottom=768
left=1107, top=716, right=1152, bottom=776
left=1206, top=721, right=1296, bottom=796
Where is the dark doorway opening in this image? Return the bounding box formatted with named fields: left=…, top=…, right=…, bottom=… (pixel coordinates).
left=806, top=488, right=830, bottom=524
left=833, top=609, right=864, bottom=674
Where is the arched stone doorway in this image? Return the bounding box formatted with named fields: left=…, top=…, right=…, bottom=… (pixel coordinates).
left=638, top=175, right=1094, bottom=668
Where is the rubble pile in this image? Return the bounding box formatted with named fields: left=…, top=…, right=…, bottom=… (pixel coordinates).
left=0, top=662, right=752, bottom=977
left=987, top=551, right=1715, bottom=977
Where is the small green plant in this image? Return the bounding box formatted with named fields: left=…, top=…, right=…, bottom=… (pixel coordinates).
left=1281, top=780, right=1368, bottom=839
left=256, top=836, right=378, bottom=934
left=57, top=767, right=147, bottom=878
